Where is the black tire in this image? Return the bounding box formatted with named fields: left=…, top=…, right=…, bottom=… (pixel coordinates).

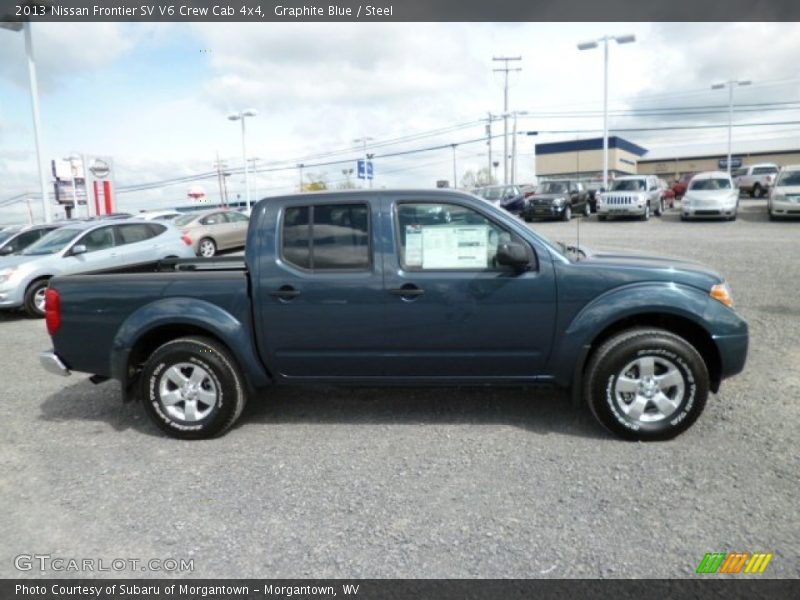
left=583, top=202, right=591, bottom=217
left=523, top=214, right=532, bottom=223
left=655, top=199, right=664, bottom=217
left=769, top=211, right=777, bottom=221
left=140, top=336, right=247, bottom=439
left=584, top=328, right=709, bottom=441
left=197, top=237, right=217, bottom=258
left=598, top=215, right=607, bottom=222
left=753, top=184, right=762, bottom=198
left=561, top=205, right=572, bottom=221
left=640, top=202, right=651, bottom=221
left=23, top=278, right=49, bottom=318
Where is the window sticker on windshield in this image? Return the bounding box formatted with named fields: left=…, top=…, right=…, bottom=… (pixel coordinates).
left=421, top=225, right=489, bottom=269
left=405, top=225, right=423, bottom=266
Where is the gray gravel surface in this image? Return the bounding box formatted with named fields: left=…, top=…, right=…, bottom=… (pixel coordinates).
left=1, top=198, right=797, bottom=579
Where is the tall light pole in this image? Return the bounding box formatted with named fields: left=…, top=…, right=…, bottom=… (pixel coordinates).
left=450, top=144, right=458, bottom=188
left=493, top=56, right=522, bottom=185
left=353, top=137, right=374, bottom=188
left=248, top=157, right=260, bottom=202
left=227, top=109, right=257, bottom=210
left=712, top=79, right=751, bottom=174
left=505, top=110, right=529, bottom=186
left=1, top=21, right=52, bottom=223
left=577, top=34, right=636, bottom=189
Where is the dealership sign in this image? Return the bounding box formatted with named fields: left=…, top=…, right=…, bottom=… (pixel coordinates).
left=719, top=157, right=743, bottom=169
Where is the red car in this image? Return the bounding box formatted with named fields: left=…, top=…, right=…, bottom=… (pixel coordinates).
left=672, top=173, right=694, bottom=198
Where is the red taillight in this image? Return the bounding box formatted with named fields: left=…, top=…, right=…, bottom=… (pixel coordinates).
left=45, top=288, right=61, bottom=336
left=181, top=235, right=192, bottom=246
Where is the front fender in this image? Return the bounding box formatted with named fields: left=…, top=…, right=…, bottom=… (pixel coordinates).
left=110, top=296, right=270, bottom=390
left=551, top=282, right=714, bottom=388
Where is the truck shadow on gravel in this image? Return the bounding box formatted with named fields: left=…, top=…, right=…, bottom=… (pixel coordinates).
left=39, top=379, right=608, bottom=440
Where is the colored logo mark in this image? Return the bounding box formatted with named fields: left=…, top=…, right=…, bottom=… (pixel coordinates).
left=696, top=552, right=773, bottom=574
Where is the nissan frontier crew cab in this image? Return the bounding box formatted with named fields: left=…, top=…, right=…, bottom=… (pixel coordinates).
left=39, top=190, right=748, bottom=441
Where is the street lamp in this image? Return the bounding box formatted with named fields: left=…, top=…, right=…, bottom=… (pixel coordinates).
left=227, top=109, right=257, bottom=210
left=577, top=33, right=636, bottom=189
left=353, top=137, right=374, bottom=188
left=1, top=21, right=52, bottom=223
left=711, top=79, right=752, bottom=174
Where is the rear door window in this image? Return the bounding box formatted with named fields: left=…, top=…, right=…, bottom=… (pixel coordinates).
left=281, top=203, right=370, bottom=271
left=116, top=224, right=155, bottom=245
left=77, top=227, right=115, bottom=252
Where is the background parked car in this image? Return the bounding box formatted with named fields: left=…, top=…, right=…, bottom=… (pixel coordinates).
left=0, top=223, right=65, bottom=256
left=0, top=220, right=195, bottom=317
left=596, top=175, right=663, bottom=221
left=735, top=163, right=780, bottom=198
left=174, top=209, right=250, bottom=257
left=658, top=178, right=676, bottom=209
left=585, top=180, right=604, bottom=213
left=680, top=171, right=739, bottom=221
left=521, top=179, right=590, bottom=221
left=472, top=185, right=526, bottom=214
left=768, top=164, right=800, bottom=220
left=138, top=210, right=181, bottom=221
left=671, top=173, right=695, bottom=199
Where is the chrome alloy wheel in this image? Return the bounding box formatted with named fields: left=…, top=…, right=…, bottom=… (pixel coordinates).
left=199, top=239, right=216, bottom=257
left=613, top=356, right=685, bottom=423
left=34, top=286, right=47, bottom=313
left=158, top=362, right=218, bottom=422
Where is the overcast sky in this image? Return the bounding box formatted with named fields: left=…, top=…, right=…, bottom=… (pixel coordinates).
left=2, top=21, right=800, bottom=223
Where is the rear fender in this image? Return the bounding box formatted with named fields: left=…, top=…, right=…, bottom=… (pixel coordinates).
left=110, top=297, right=270, bottom=391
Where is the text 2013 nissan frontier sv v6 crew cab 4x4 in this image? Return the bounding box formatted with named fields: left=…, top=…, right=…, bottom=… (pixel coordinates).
left=39, top=190, right=748, bottom=441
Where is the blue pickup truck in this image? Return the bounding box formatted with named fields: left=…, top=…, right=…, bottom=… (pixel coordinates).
left=39, top=190, right=748, bottom=441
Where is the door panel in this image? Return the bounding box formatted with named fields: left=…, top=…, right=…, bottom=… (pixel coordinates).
left=380, top=198, right=557, bottom=378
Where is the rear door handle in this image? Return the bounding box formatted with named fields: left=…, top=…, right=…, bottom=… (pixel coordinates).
left=270, top=285, right=301, bottom=300
left=389, top=284, right=425, bottom=298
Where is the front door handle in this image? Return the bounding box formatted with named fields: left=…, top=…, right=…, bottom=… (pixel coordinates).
left=270, top=285, right=301, bottom=300
left=389, top=284, right=425, bottom=298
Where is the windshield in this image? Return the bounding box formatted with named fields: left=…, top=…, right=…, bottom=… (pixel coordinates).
left=0, top=226, right=22, bottom=243
left=539, top=182, right=568, bottom=194
left=174, top=213, right=200, bottom=226
left=690, top=178, right=732, bottom=191
left=610, top=179, right=646, bottom=191
left=21, top=228, right=82, bottom=255
left=777, top=171, right=800, bottom=186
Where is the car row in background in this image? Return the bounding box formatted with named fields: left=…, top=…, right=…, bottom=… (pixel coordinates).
left=174, top=208, right=250, bottom=257
left=596, top=175, right=666, bottom=221
left=734, top=163, right=779, bottom=198
left=0, top=222, right=67, bottom=256
left=0, top=219, right=195, bottom=317
left=472, top=185, right=527, bottom=214
left=681, top=172, right=739, bottom=221
left=521, top=179, right=591, bottom=222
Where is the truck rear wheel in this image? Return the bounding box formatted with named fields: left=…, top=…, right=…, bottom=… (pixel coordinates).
left=140, top=336, right=247, bottom=439
left=583, top=328, right=709, bottom=441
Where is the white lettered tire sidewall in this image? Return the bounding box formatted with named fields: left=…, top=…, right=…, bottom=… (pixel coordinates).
left=585, top=329, right=710, bottom=441
left=141, top=337, right=246, bottom=439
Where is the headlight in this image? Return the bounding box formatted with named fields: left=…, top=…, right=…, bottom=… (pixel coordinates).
left=0, top=268, right=17, bottom=284
left=710, top=282, right=734, bottom=308
left=682, top=196, right=692, bottom=206
left=554, top=197, right=567, bottom=205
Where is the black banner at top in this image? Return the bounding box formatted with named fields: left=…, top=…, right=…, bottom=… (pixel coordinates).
left=2, top=0, right=800, bottom=22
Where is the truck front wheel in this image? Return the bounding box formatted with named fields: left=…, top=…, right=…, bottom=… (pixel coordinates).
left=140, top=336, right=247, bottom=439
left=583, top=328, right=709, bottom=441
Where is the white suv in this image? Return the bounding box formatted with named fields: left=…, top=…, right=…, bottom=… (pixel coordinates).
left=768, top=165, right=800, bottom=220
left=596, top=175, right=663, bottom=221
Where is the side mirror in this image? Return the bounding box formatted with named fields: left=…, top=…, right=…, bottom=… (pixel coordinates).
left=71, top=244, right=87, bottom=256
left=496, top=241, right=530, bottom=270
left=0, top=245, right=14, bottom=255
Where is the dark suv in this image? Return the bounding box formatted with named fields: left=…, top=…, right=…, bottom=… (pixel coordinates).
left=522, top=180, right=591, bottom=221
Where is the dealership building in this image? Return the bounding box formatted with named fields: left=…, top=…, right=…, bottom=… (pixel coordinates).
left=535, top=136, right=800, bottom=183
left=535, top=136, right=648, bottom=181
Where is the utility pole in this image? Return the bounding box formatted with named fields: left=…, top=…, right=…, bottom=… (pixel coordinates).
left=249, top=157, right=259, bottom=202
left=298, top=163, right=304, bottom=192
left=451, top=144, right=458, bottom=189
left=213, top=152, right=227, bottom=206
left=485, top=112, right=494, bottom=178
left=493, top=56, right=522, bottom=185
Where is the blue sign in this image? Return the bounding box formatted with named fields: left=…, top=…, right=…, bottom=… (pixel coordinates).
left=719, top=157, right=742, bottom=169
left=357, top=159, right=374, bottom=180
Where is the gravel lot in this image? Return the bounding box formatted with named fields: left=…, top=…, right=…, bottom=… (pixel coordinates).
left=1, top=198, right=797, bottom=579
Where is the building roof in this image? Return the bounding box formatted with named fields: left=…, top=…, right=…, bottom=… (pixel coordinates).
left=640, top=138, right=800, bottom=163
left=535, top=136, right=648, bottom=157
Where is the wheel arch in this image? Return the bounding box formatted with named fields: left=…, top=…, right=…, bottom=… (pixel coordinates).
left=110, top=298, right=271, bottom=397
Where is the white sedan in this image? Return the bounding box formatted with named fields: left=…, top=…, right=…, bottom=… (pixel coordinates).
left=680, top=172, right=739, bottom=221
